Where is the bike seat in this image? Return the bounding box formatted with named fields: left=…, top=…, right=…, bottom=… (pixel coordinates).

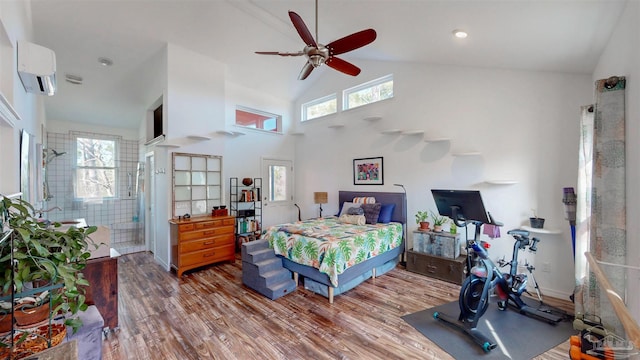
left=507, top=229, right=529, bottom=237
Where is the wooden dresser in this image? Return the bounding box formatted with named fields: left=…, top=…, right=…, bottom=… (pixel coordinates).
left=169, top=215, right=236, bottom=277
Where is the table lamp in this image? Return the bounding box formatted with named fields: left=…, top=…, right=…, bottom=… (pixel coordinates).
left=314, top=192, right=328, bottom=218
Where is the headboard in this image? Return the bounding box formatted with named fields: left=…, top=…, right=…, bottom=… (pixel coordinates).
left=338, top=191, right=407, bottom=225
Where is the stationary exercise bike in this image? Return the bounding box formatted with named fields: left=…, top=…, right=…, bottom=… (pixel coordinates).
left=430, top=190, right=568, bottom=352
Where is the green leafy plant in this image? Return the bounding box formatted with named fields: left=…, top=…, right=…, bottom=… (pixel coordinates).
left=415, top=210, right=429, bottom=224
left=0, top=195, right=97, bottom=333
left=430, top=210, right=449, bottom=227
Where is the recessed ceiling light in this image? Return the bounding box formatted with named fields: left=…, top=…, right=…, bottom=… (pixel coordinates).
left=452, top=29, right=468, bottom=39
left=98, top=57, right=113, bottom=66
left=65, top=74, right=83, bottom=85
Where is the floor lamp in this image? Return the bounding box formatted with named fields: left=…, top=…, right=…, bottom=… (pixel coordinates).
left=393, top=183, right=407, bottom=266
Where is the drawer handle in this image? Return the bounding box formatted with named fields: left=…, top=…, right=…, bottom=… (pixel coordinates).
left=426, top=265, right=437, bottom=273
left=203, top=230, right=216, bottom=236
left=203, top=241, right=214, bottom=245
left=204, top=252, right=216, bottom=257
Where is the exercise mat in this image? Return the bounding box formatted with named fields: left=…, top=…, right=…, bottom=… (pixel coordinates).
left=402, top=300, right=575, bottom=359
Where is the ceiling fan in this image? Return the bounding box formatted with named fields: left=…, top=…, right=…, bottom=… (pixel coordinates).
left=255, top=0, right=377, bottom=80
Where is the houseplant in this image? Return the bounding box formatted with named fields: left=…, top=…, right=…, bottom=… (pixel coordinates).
left=430, top=210, right=449, bottom=232
left=529, top=209, right=545, bottom=229
left=415, top=211, right=430, bottom=230
left=0, top=195, right=97, bottom=333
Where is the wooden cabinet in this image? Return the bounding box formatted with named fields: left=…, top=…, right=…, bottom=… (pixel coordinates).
left=406, top=250, right=467, bottom=285
left=83, top=249, right=119, bottom=330
left=170, top=215, right=235, bottom=277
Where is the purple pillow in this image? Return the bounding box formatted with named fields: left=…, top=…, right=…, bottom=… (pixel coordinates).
left=377, top=203, right=396, bottom=223
left=361, top=203, right=382, bottom=224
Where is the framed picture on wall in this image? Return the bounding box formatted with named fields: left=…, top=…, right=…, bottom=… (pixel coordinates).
left=353, top=157, right=383, bottom=185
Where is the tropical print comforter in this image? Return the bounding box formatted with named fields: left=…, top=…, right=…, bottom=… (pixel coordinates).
left=263, top=217, right=403, bottom=287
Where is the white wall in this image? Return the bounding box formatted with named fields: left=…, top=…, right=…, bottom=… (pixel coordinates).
left=293, top=61, right=592, bottom=298
left=0, top=1, right=45, bottom=199
left=591, top=0, right=640, bottom=322
left=147, top=44, right=296, bottom=270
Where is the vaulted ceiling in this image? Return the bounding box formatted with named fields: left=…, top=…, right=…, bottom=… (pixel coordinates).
left=30, top=0, right=627, bottom=129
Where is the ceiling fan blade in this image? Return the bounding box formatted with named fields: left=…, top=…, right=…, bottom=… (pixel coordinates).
left=325, top=56, right=361, bottom=76
left=327, top=29, right=377, bottom=55
left=289, top=11, right=317, bottom=47
left=255, top=51, right=304, bottom=57
left=298, top=62, right=315, bottom=80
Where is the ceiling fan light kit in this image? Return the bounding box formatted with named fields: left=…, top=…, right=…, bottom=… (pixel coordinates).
left=256, top=0, right=377, bottom=80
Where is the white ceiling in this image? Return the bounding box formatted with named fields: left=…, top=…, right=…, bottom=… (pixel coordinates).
left=30, top=0, right=627, bottom=129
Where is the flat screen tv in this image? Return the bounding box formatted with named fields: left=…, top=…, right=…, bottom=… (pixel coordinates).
left=431, top=189, right=491, bottom=224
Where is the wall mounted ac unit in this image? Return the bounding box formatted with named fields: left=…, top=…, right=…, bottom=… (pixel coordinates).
left=17, top=41, right=57, bottom=96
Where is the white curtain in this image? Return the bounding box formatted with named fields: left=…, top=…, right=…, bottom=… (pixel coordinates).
left=575, top=76, right=627, bottom=335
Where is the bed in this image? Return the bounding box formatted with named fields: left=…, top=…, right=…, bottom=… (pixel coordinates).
left=262, top=191, right=406, bottom=303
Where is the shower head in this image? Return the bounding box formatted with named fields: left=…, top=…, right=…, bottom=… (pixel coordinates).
left=44, top=148, right=67, bottom=164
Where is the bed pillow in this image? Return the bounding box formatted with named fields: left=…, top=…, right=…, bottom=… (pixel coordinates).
left=352, top=196, right=376, bottom=204
left=361, top=203, right=382, bottom=224
left=338, top=214, right=366, bottom=226
left=347, top=206, right=365, bottom=215
left=377, top=203, right=396, bottom=223
left=339, top=202, right=362, bottom=217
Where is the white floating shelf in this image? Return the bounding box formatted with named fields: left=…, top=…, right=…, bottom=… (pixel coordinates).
left=452, top=152, right=482, bottom=157
left=521, top=225, right=562, bottom=235
left=328, top=124, right=345, bottom=129
left=380, top=129, right=402, bottom=135
left=187, top=135, right=211, bottom=141
left=216, top=130, right=235, bottom=136
left=485, top=180, right=518, bottom=185
left=232, top=131, right=246, bottom=136
left=289, top=131, right=305, bottom=136
left=156, top=144, right=180, bottom=148
left=424, top=137, right=451, bottom=143
left=401, top=130, right=425, bottom=135
left=363, top=116, right=382, bottom=122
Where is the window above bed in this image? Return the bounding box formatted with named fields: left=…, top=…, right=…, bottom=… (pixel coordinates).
left=301, top=94, right=337, bottom=122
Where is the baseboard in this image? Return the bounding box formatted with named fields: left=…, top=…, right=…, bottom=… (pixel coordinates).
left=537, top=286, right=573, bottom=302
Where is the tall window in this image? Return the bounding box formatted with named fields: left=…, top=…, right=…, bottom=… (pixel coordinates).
left=235, top=106, right=281, bottom=133
left=343, top=74, right=394, bottom=110
left=74, top=134, right=118, bottom=199
left=301, top=94, right=337, bottom=121
left=268, top=164, right=287, bottom=202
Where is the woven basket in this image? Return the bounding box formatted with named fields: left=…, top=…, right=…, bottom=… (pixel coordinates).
left=0, top=323, right=67, bottom=359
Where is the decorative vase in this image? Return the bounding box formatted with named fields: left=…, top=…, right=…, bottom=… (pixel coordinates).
left=434, top=225, right=443, bottom=232
left=242, top=178, right=253, bottom=186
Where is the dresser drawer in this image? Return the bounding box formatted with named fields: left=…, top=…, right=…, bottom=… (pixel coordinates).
left=406, top=250, right=467, bottom=285
left=180, top=244, right=235, bottom=267
left=179, top=225, right=234, bottom=241
left=194, top=218, right=235, bottom=229
left=180, top=234, right=234, bottom=253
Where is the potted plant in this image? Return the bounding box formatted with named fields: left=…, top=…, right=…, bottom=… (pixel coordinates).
left=415, top=211, right=430, bottom=231
left=430, top=210, right=449, bottom=232
left=0, top=195, right=97, bottom=333
left=529, top=209, right=545, bottom=229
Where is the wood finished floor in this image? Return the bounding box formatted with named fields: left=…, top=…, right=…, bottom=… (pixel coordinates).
left=103, top=252, right=574, bottom=360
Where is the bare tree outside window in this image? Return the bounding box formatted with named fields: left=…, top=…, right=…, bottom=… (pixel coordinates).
left=75, top=137, right=117, bottom=198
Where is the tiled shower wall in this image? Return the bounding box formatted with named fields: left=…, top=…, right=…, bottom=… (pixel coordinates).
left=45, top=131, right=145, bottom=254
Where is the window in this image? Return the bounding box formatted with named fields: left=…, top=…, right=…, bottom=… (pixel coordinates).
left=172, top=152, right=222, bottom=217
left=268, top=164, right=288, bottom=202
left=302, top=94, right=337, bottom=121
left=343, top=74, right=394, bottom=110
left=74, top=134, right=118, bottom=199
left=235, top=106, right=281, bottom=133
